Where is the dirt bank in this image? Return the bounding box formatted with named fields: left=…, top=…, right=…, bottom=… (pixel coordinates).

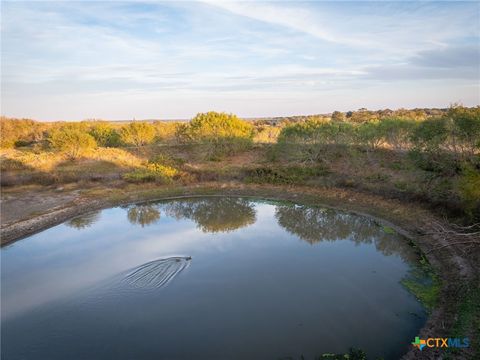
left=1, top=182, right=479, bottom=359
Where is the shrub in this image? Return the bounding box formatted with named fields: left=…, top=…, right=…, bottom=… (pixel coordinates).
left=149, top=153, right=186, bottom=167
left=0, top=117, right=46, bottom=148
left=153, top=121, right=180, bottom=143
left=48, top=123, right=96, bottom=159
left=331, top=111, right=345, bottom=122
left=253, top=125, right=281, bottom=143
left=174, top=123, right=192, bottom=144
left=444, top=106, right=480, bottom=161
left=245, top=165, right=329, bottom=185
left=186, top=112, right=253, bottom=158
left=349, top=109, right=378, bottom=123
left=458, top=165, right=480, bottom=217
left=411, top=117, right=448, bottom=151
left=409, top=117, right=450, bottom=172
left=356, top=121, right=385, bottom=150
left=378, top=117, right=417, bottom=151
left=88, top=121, right=121, bottom=147
left=123, top=163, right=178, bottom=183
left=276, top=120, right=355, bottom=162
left=119, top=122, right=156, bottom=147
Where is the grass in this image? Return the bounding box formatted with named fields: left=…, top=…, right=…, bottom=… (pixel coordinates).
left=1, top=147, right=142, bottom=172
left=400, top=253, right=441, bottom=311
left=245, top=165, right=330, bottom=185
left=1, top=138, right=478, bottom=222
left=381, top=225, right=396, bottom=234
left=444, top=282, right=480, bottom=357
left=123, top=163, right=178, bottom=183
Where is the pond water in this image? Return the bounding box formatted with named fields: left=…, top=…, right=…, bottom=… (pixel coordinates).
left=1, top=197, right=428, bottom=360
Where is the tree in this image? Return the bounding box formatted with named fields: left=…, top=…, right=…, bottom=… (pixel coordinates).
left=153, top=121, right=180, bottom=143
left=410, top=117, right=448, bottom=151
left=331, top=111, right=346, bottom=122
left=350, top=109, right=378, bottom=123
left=48, top=123, right=96, bottom=159
left=119, top=121, right=155, bottom=147
left=276, top=119, right=355, bottom=162
left=459, top=165, right=480, bottom=217
left=187, top=111, right=253, bottom=158
left=445, top=105, right=480, bottom=160
left=377, top=117, right=416, bottom=151
left=356, top=122, right=386, bottom=150
left=88, top=121, right=120, bottom=147
left=0, top=117, right=46, bottom=148
left=409, top=117, right=449, bottom=172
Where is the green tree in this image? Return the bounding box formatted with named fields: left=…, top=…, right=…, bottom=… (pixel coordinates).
left=445, top=105, right=480, bottom=160
left=411, top=117, right=448, bottom=151
left=187, top=111, right=253, bottom=158
left=355, top=121, right=386, bottom=150
left=120, top=121, right=156, bottom=147
left=88, top=121, right=120, bottom=147
left=458, top=165, right=480, bottom=217
left=48, top=123, right=96, bottom=159
left=277, top=119, right=355, bottom=162
left=377, top=117, right=416, bottom=151
left=409, top=117, right=449, bottom=172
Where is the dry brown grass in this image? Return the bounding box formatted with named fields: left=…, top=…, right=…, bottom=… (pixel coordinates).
left=1, top=147, right=143, bottom=173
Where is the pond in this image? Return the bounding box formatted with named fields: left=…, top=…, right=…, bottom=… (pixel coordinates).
left=1, top=197, right=429, bottom=359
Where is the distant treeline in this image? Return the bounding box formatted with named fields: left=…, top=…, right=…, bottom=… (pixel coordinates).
left=252, top=107, right=448, bottom=125
left=2, top=106, right=479, bottom=164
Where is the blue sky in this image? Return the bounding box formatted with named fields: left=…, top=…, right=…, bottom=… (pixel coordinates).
left=1, top=1, right=479, bottom=120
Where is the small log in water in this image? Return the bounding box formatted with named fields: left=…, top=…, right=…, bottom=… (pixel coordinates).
left=123, top=256, right=192, bottom=289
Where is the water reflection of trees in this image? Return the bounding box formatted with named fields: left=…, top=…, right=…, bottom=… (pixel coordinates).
left=124, top=198, right=256, bottom=233
left=126, top=204, right=161, bottom=227
left=65, top=211, right=101, bottom=229
left=162, top=197, right=256, bottom=233
left=275, top=204, right=417, bottom=263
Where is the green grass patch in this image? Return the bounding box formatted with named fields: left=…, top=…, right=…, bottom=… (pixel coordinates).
left=381, top=225, right=396, bottom=234
left=400, top=253, right=440, bottom=311
left=245, top=165, right=330, bottom=185
left=446, top=282, right=480, bottom=357
left=123, top=163, right=178, bottom=184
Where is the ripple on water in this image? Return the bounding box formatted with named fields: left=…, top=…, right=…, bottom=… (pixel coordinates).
left=122, top=256, right=192, bottom=290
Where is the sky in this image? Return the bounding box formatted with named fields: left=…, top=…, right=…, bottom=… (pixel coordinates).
left=1, top=0, right=479, bottom=121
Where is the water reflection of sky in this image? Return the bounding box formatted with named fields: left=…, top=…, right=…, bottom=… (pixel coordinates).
left=1, top=198, right=426, bottom=359
left=2, top=199, right=417, bottom=320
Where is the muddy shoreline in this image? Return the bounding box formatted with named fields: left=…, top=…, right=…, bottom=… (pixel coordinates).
left=1, top=183, right=478, bottom=359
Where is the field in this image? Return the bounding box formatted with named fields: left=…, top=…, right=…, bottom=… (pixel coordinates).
left=1, top=106, right=479, bottom=221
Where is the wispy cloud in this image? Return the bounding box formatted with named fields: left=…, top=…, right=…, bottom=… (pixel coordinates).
left=201, top=0, right=373, bottom=47
left=1, top=1, right=479, bottom=120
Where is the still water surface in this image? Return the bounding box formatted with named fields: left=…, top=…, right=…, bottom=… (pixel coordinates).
left=1, top=197, right=427, bottom=359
